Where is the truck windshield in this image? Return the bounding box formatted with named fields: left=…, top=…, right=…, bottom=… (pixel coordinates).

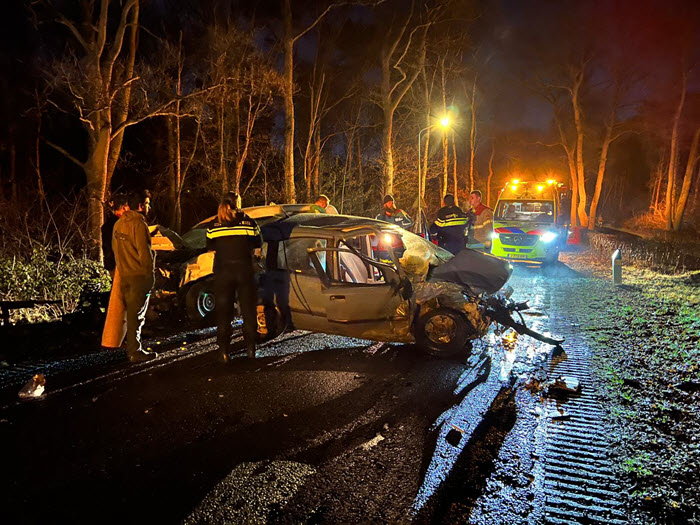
left=495, top=200, right=554, bottom=223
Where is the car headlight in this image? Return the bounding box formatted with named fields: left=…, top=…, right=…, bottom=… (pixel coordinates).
left=540, top=231, right=557, bottom=243
left=490, top=231, right=499, bottom=239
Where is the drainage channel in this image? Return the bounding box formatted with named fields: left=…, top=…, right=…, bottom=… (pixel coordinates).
left=538, top=341, right=628, bottom=525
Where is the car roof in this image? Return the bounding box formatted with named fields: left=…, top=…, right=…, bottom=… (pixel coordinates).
left=191, top=204, right=314, bottom=229
left=278, top=213, right=399, bottom=233
left=191, top=204, right=398, bottom=235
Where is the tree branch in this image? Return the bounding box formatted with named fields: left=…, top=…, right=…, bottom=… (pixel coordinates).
left=44, top=140, right=85, bottom=170
left=56, top=17, right=89, bottom=51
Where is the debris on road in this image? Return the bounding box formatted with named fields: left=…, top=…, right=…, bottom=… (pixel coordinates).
left=547, top=376, right=581, bottom=394
left=360, top=432, right=385, bottom=451
left=18, top=373, right=46, bottom=399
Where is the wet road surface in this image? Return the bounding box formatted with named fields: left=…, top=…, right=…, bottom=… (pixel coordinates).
left=1, top=262, right=627, bottom=524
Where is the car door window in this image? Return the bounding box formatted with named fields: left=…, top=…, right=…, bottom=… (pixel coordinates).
left=338, top=239, right=387, bottom=284
left=279, top=238, right=328, bottom=275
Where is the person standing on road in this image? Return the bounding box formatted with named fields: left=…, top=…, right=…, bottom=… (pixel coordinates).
left=430, top=194, right=469, bottom=255
left=375, top=194, right=413, bottom=229
left=112, top=189, right=157, bottom=363
left=102, top=194, right=129, bottom=277
left=310, top=194, right=330, bottom=214
left=101, top=193, right=129, bottom=350
left=206, top=192, right=262, bottom=363
left=468, top=190, right=494, bottom=249
left=261, top=238, right=294, bottom=335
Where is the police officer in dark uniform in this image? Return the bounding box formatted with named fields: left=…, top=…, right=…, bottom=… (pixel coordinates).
left=429, top=193, right=472, bottom=254
left=206, top=192, right=262, bottom=362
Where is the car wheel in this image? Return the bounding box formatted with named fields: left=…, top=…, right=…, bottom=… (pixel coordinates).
left=185, top=279, right=216, bottom=325
left=544, top=247, right=560, bottom=265
left=415, top=307, right=474, bottom=358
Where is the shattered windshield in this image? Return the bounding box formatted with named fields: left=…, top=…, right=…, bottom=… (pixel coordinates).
left=397, top=230, right=453, bottom=277
left=495, top=200, right=554, bottom=223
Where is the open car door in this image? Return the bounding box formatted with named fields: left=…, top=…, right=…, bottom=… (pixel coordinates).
left=308, top=248, right=413, bottom=342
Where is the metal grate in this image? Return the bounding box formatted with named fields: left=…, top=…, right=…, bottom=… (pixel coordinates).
left=541, top=345, right=628, bottom=524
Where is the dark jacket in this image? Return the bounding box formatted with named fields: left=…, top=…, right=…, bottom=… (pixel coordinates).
left=112, top=210, right=154, bottom=278
left=375, top=207, right=413, bottom=229
left=430, top=205, right=470, bottom=254
left=206, top=211, right=262, bottom=271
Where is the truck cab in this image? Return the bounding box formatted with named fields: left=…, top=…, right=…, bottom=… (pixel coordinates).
left=490, top=179, right=570, bottom=263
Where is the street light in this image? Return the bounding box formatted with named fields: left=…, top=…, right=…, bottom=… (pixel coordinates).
left=417, top=116, right=451, bottom=233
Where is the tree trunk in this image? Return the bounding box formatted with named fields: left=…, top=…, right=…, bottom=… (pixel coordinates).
left=554, top=107, right=578, bottom=228
left=468, top=76, right=477, bottom=192
left=382, top=108, right=395, bottom=195
left=313, top=126, right=321, bottom=196
left=283, top=0, right=296, bottom=203
left=356, top=135, right=362, bottom=192
left=442, top=132, right=448, bottom=200
left=487, top=141, right=494, bottom=207
left=672, top=127, right=700, bottom=230
left=452, top=131, right=458, bottom=201
left=166, top=117, right=177, bottom=228
left=106, top=1, right=139, bottom=189
left=422, top=130, right=430, bottom=201
left=85, top=128, right=111, bottom=261
left=666, top=71, right=688, bottom=230
left=651, top=158, right=664, bottom=212
left=571, top=69, right=588, bottom=227
left=588, top=83, right=621, bottom=231
left=218, top=99, right=227, bottom=193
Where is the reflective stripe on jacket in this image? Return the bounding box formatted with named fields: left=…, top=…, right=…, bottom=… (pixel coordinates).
left=375, top=208, right=413, bottom=229
left=206, top=212, right=262, bottom=270
left=430, top=205, right=468, bottom=254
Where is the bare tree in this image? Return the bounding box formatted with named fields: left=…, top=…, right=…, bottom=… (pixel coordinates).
left=569, top=60, right=589, bottom=227
left=672, top=126, right=700, bottom=230
left=466, top=74, right=477, bottom=193
left=588, top=76, right=634, bottom=230
left=665, top=69, right=688, bottom=230
left=379, top=1, right=430, bottom=194
left=42, top=0, right=141, bottom=259
left=199, top=25, right=283, bottom=198
left=281, top=0, right=354, bottom=203
left=487, top=139, right=495, bottom=207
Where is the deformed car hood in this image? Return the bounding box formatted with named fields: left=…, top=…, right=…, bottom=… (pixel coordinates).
left=427, top=249, right=512, bottom=295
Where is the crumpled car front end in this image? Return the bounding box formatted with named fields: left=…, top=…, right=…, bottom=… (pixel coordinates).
left=396, top=234, right=562, bottom=351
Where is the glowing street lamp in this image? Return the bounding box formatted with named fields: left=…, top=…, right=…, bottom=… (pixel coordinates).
left=417, top=116, right=451, bottom=230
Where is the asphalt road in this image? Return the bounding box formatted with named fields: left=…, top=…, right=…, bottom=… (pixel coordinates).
left=1, top=263, right=579, bottom=524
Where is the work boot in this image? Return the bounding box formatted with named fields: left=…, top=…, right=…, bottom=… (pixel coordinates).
left=128, top=349, right=157, bottom=363
left=247, top=345, right=256, bottom=359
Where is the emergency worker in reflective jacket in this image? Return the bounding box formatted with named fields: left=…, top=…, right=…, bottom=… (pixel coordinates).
left=430, top=194, right=470, bottom=254
left=206, top=193, right=262, bottom=362
left=375, top=194, right=413, bottom=229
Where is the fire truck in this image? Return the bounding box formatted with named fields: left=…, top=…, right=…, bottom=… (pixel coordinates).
left=490, top=179, right=570, bottom=263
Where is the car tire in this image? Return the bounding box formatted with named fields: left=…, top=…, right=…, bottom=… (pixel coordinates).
left=544, top=247, right=560, bottom=265
left=415, top=307, right=474, bottom=358
left=185, top=279, right=216, bottom=326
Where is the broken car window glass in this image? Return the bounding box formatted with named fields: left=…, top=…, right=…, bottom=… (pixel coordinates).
left=280, top=238, right=328, bottom=274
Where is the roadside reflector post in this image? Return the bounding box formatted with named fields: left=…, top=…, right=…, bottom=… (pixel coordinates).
left=612, top=249, right=622, bottom=285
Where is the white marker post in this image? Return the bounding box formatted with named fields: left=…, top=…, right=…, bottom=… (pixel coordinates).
left=612, top=249, right=622, bottom=285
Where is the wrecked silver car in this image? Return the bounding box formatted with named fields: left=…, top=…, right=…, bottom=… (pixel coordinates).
left=152, top=205, right=563, bottom=357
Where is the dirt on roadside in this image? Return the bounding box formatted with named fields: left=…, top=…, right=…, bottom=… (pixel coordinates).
left=560, top=249, right=700, bottom=524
